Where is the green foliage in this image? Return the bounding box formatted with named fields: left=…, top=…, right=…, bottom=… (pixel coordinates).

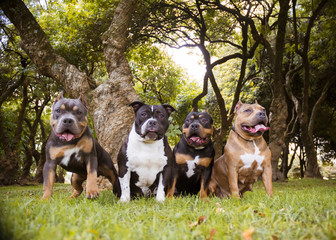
left=1, top=179, right=336, bottom=239
left=29, top=0, right=118, bottom=80
left=128, top=44, right=184, bottom=105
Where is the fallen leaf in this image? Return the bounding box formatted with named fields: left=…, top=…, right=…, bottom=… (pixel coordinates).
left=242, top=226, right=255, bottom=240
left=207, top=228, right=217, bottom=240
left=189, top=215, right=207, bottom=228
left=198, top=216, right=207, bottom=224
left=89, top=229, right=98, bottom=234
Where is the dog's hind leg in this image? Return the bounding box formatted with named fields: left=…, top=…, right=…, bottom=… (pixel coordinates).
left=69, top=173, right=86, bottom=198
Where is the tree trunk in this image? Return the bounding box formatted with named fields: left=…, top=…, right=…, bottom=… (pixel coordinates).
left=302, top=130, right=322, bottom=178
left=281, top=141, right=289, bottom=179
left=268, top=0, right=290, bottom=181
left=87, top=0, right=138, bottom=161
left=269, top=94, right=287, bottom=181
left=34, top=139, right=47, bottom=183
left=0, top=79, right=28, bottom=185
left=299, top=145, right=305, bottom=178
left=1, top=0, right=138, bottom=167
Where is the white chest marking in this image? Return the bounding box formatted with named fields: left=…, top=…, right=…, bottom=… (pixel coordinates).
left=186, top=156, right=200, bottom=178
left=240, top=141, right=264, bottom=170
left=61, top=147, right=81, bottom=166
left=126, top=125, right=167, bottom=194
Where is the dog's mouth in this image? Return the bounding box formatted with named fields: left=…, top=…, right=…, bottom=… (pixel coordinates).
left=241, top=123, right=269, bottom=134
left=142, top=130, right=160, bottom=141
left=56, top=130, right=78, bottom=141
left=184, top=134, right=210, bottom=147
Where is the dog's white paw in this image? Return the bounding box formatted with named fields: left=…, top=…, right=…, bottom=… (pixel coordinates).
left=120, top=195, right=130, bottom=203
left=156, top=193, right=165, bottom=202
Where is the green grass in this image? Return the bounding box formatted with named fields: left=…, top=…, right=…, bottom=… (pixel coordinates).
left=1, top=179, right=335, bottom=240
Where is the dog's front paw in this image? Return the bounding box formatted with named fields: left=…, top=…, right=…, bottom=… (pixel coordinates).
left=86, top=186, right=99, bottom=199
left=41, top=190, right=52, bottom=200
left=120, top=194, right=130, bottom=203
left=156, top=194, right=165, bottom=202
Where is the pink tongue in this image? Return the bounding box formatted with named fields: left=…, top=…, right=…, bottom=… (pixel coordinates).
left=252, top=124, right=269, bottom=133
left=190, top=136, right=201, bottom=142
left=61, top=132, right=75, bottom=141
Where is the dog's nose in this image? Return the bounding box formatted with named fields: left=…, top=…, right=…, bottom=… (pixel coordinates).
left=148, top=120, right=157, bottom=127
left=62, top=118, right=74, bottom=126
left=190, top=123, right=199, bottom=130
left=257, top=111, right=266, bottom=118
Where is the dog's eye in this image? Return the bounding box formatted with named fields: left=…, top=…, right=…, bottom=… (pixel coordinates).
left=77, top=110, right=82, bottom=115
left=185, top=119, right=190, bottom=124
left=244, top=108, right=252, bottom=113
left=141, top=112, right=148, bottom=118
left=159, top=113, right=165, bottom=118
left=201, top=118, right=208, bottom=124
left=55, top=108, right=61, bottom=113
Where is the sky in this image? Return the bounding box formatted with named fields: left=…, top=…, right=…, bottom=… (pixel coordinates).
left=167, top=47, right=205, bottom=85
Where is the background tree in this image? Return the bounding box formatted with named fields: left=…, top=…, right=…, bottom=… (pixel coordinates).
left=135, top=0, right=262, bottom=158
left=0, top=0, right=138, bottom=185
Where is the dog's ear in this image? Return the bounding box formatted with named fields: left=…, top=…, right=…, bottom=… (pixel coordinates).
left=78, top=94, right=87, bottom=108
left=54, top=92, right=64, bottom=104
left=234, top=100, right=242, bottom=113
left=190, top=108, right=194, bottom=113
left=162, top=104, right=176, bottom=116
left=255, top=100, right=259, bottom=104
left=129, top=101, right=145, bottom=113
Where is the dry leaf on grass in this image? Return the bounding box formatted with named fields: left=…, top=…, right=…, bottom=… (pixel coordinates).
left=242, top=226, right=255, bottom=240
left=189, top=215, right=207, bottom=228
left=253, top=210, right=265, bottom=218
left=207, top=228, right=217, bottom=240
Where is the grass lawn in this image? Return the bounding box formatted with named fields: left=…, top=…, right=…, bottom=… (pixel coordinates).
left=0, top=179, right=335, bottom=240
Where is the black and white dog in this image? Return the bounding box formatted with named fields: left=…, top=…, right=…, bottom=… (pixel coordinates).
left=117, top=101, right=176, bottom=202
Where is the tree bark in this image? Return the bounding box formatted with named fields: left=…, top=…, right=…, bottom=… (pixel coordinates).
left=1, top=0, right=138, bottom=167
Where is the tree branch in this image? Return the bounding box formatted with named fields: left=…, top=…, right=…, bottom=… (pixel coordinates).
left=0, top=0, right=92, bottom=97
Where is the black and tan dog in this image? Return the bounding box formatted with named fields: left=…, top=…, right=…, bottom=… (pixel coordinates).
left=42, top=93, right=120, bottom=200
left=208, top=101, right=273, bottom=198
left=167, top=111, right=215, bottom=200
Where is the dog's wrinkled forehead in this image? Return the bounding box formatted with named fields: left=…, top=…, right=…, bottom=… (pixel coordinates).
left=185, top=111, right=213, bottom=128
left=239, top=103, right=264, bottom=113
left=136, top=104, right=168, bottom=123
left=52, top=98, right=87, bottom=119
left=129, top=101, right=175, bottom=123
